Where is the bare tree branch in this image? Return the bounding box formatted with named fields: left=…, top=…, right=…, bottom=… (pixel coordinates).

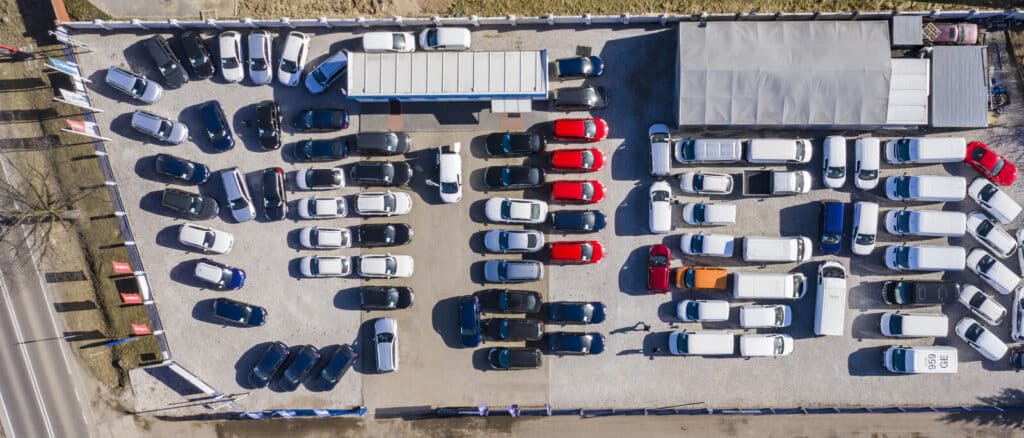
left=0, top=156, right=92, bottom=259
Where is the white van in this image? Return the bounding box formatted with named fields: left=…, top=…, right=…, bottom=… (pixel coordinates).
left=814, top=261, right=847, bottom=336
left=746, top=139, right=813, bottom=164
left=851, top=202, right=879, bottom=255
left=885, top=175, right=967, bottom=202
left=884, top=209, right=966, bottom=237
left=885, top=137, right=967, bottom=164
left=667, top=331, right=735, bottom=356
left=674, top=139, right=743, bottom=163
left=732, top=272, right=807, bottom=300
left=883, top=346, right=958, bottom=374
left=739, top=334, right=793, bottom=357
left=884, top=245, right=966, bottom=272
left=822, top=136, right=847, bottom=188
left=879, top=313, right=949, bottom=337
left=854, top=137, right=880, bottom=190
left=742, top=236, right=812, bottom=263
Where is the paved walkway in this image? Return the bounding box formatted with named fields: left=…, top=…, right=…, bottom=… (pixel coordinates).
left=88, top=0, right=236, bottom=19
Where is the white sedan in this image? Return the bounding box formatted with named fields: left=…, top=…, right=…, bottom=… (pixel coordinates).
left=681, top=203, right=736, bottom=226
left=677, top=300, right=729, bottom=322
left=418, top=28, right=471, bottom=51
left=958, top=284, right=1007, bottom=326
left=679, top=233, right=735, bottom=257
left=217, top=31, right=243, bottom=83
left=277, top=31, right=310, bottom=87
left=362, top=32, right=416, bottom=53
left=739, top=334, right=794, bottom=357
left=968, top=177, right=1022, bottom=224
left=484, top=198, right=547, bottom=224
left=247, top=31, right=273, bottom=85
left=649, top=180, right=672, bottom=234
left=355, top=191, right=413, bottom=216
left=177, top=223, right=233, bottom=254
left=299, top=256, right=351, bottom=278
left=298, top=226, right=351, bottom=249
left=967, top=211, right=1016, bottom=259
left=357, top=254, right=414, bottom=279
left=297, top=197, right=347, bottom=219
left=967, top=248, right=1022, bottom=295
left=955, top=317, right=1008, bottom=361
left=483, top=230, right=545, bottom=254
left=679, top=172, right=733, bottom=195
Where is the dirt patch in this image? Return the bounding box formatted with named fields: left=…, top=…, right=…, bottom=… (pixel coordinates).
left=64, top=0, right=112, bottom=21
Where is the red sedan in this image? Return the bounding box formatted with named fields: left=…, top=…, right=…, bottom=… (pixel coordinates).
left=550, top=180, right=605, bottom=204
left=550, top=148, right=605, bottom=173
left=549, top=240, right=605, bottom=264
left=966, top=141, right=1017, bottom=186
left=647, top=244, right=671, bottom=293
left=553, top=118, right=608, bottom=142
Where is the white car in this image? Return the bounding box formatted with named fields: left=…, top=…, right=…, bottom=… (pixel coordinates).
left=483, top=230, right=545, bottom=253
left=677, top=300, right=729, bottom=322
left=221, top=167, right=255, bottom=223
left=277, top=31, right=310, bottom=87
left=853, top=137, right=880, bottom=190
left=822, top=135, right=847, bottom=189
left=131, top=110, right=188, bottom=144
left=299, top=256, right=351, bottom=278
left=425, top=143, right=462, bottom=204
left=955, top=317, right=1008, bottom=361
left=739, top=305, right=792, bottom=328
left=355, top=191, right=413, bottom=216
left=362, top=32, right=416, bottom=53
left=1012, top=289, right=1024, bottom=342
left=374, top=317, right=398, bottom=373
left=958, top=284, right=1007, bottom=326
left=296, top=168, right=345, bottom=190
left=298, top=226, right=351, bottom=249
left=679, top=233, right=735, bottom=258
left=966, top=211, right=1017, bottom=259
left=246, top=31, right=273, bottom=85
left=850, top=201, right=878, bottom=256
left=649, top=123, right=672, bottom=177
left=1017, top=228, right=1024, bottom=272
left=357, top=254, right=414, bottom=278
left=968, top=177, right=1021, bottom=224
left=739, top=334, right=794, bottom=357
left=484, top=198, right=547, bottom=224
left=177, top=223, right=233, bottom=254
left=297, top=197, right=347, bottom=219
left=217, top=31, right=243, bottom=83
left=679, top=172, right=733, bottom=195
left=681, top=203, right=736, bottom=226
left=649, top=180, right=672, bottom=234
left=418, top=28, right=471, bottom=51
left=967, top=248, right=1022, bottom=295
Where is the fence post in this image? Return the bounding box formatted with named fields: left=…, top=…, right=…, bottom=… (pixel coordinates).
left=356, top=16, right=367, bottom=28
left=280, top=17, right=295, bottom=29
left=205, top=18, right=219, bottom=29
left=469, top=15, right=480, bottom=26
left=660, top=14, right=670, bottom=25
left=930, top=9, right=941, bottom=18
left=92, top=19, right=110, bottom=31
left=621, top=13, right=631, bottom=24
left=167, top=18, right=182, bottom=29
left=583, top=13, right=592, bottom=26
left=317, top=17, right=331, bottom=28
left=508, top=14, right=517, bottom=26
left=393, top=16, right=404, bottom=27
left=242, top=17, right=255, bottom=28
left=545, top=14, right=555, bottom=25
left=130, top=19, right=146, bottom=30
left=432, top=15, right=442, bottom=26
left=967, top=9, right=977, bottom=19
left=851, top=9, right=860, bottom=20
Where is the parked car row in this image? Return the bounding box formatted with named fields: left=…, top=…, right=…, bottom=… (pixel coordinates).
left=248, top=342, right=359, bottom=387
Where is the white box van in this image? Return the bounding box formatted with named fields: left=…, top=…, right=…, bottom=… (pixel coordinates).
left=884, top=209, right=966, bottom=237
left=732, top=272, right=807, bottom=300
left=746, top=139, right=813, bottom=164
left=667, top=331, right=734, bottom=356
left=885, top=137, right=967, bottom=164
left=851, top=202, right=879, bottom=255
left=884, top=245, right=966, bottom=272
left=885, top=175, right=966, bottom=202
left=879, top=313, right=949, bottom=337
left=674, top=139, right=743, bottom=163
left=883, top=346, right=958, bottom=374
left=742, top=236, right=812, bottom=263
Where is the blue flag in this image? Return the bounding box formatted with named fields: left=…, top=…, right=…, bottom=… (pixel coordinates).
left=104, top=337, right=139, bottom=348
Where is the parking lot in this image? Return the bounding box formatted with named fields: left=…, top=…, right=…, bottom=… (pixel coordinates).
left=72, top=24, right=1024, bottom=410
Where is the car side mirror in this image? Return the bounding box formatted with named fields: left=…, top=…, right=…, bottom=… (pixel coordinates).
left=425, top=180, right=439, bottom=188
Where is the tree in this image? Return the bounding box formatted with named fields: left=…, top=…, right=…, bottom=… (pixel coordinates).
left=0, top=156, right=91, bottom=258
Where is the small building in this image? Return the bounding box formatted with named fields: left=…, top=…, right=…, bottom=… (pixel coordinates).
left=891, top=15, right=924, bottom=47
left=930, top=46, right=989, bottom=128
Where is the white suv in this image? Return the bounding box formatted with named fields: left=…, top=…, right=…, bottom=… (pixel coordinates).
left=355, top=191, right=413, bottom=216
left=357, top=254, right=414, bottom=278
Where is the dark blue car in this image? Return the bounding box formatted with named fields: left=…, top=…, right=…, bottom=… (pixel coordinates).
left=211, top=297, right=265, bottom=327
left=545, top=301, right=606, bottom=325
left=553, top=56, right=604, bottom=80
left=549, top=210, right=606, bottom=233
left=545, top=332, right=605, bottom=355
left=154, top=153, right=209, bottom=185
left=294, top=139, right=348, bottom=162
left=199, top=101, right=234, bottom=151
left=248, top=341, right=289, bottom=387
left=820, top=201, right=845, bottom=255
left=458, top=295, right=481, bottom=348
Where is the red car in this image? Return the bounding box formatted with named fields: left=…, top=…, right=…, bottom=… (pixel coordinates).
left=647, top=244, right=671, bottom=293
left=550, top=148, right=605, bottom=173
left=550, top=180, right=605, bottom=204
left=549, top=240, right=605, bottom=264
left=965, top=141, right=1017, bottom=186
left=553, top=118, right=608, bottom=142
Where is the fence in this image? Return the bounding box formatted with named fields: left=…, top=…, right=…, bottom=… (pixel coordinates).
left=435, top=404, right=1024, bottom=418
left=56, top=9, right=1024, bottom=33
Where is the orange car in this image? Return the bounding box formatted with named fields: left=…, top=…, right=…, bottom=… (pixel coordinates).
left=675, top=266, right=728, bottom=290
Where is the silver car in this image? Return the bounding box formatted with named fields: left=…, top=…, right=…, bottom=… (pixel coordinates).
left=483, top=259, right=544, bottom=283
left=130, top=110, right=187, bottom=144
left=105, top=67, right=162, bottom=104
left=221, top=167, right=255, bottom=222
left=483, top=230, right=545, bottom=253
left=374, top=317, right=398, bottom=373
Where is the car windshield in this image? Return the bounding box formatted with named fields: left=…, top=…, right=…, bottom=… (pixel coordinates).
left=822, top=232, right=841, bottom=245
left=281, top=59, right=298, bottom=74
left=690, top=235, right=704, bottom=253
left=969, top=291, right=987, bottom=309
left=773, top=336, right=784, bottom=355
left=859, top=169, right=877, bottom=180
left=679, top=140, right=695, bottom=160
left=501, top=134, right=515, bottom=153
left=581, top=183, right=594, bottom=200
left=684, top=269, right=695, bottom=288
left=251, top=57, right=267, bottom=71
left=894, top=247, right=910, bottom=269
left=130, top=79, right=147, bottom=97
left=893, top=282, right=911, bottom=304
left=383, top=195, right=396, bottom=212
left=202, top=231, right=216, bottom=249
left=964, top=323, right=984, bottom=342
left=498, top=262, right=508, bottom=279
left=821, top=266, right=845, bottom=279
left=221, top=57, right=238, bottom=69
left=888, top=314, right=903, bottom=335
left=990, top=158, right=1006, bottom=176
left=895, top=177, right=911, bottom=198
left=580, top=243, right=593, bottom=261
left=579, top=150, right=595, bottom=168
left=890, top=348, right=907, bottom=372
left=501, top=202, right=512, bottom=219
left=499, top=232, right=510, bottom=250
left=685, top=302, right=700, bottom=320
left=228, top=196, right=249, bottom=212
left=157, top=121, right=173, bottom=139
left=583, top=121, right=596, bottom=139
left=426, top=30, right=438, bottom=47
left=977, top=255, right=996, bottom=272
left=774, top=307, right=785, bottom=326
left=692, top=174, right=704, bottom=191
left=855, top=232, right=875, bottom=245
left=188, top=196, right=204, bottom=214
left=441, top=182, right=459, bottom=194
left=651, top=255, right=668, bottom=267
left=392, top=34, right=406, bottom=50
left=376, top=333, right=394, bottom=343
left=692, top=204, right=706, bottom=223
left=979, top=184, right=998, bottom=202
left=976, top=219, right=994, bottom=237
left=496, top=349, right=511, bottom=368
left=530, top=204, right=540, bottom=220
left=826, top=166, right=845, bottom=178
left=894, top=211, right=911, bottom=232
left=895, top=139, right=911, bottom=162
left=674, top=333, right=689, bottom=354
left=652, top=190, right=671, bottom=202
left=459, top=304, right=478, bottom=336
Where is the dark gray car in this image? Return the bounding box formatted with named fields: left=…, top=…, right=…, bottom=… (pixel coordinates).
left=360, top=286, right=415, bottom=310
left=161, top=188, right=219, bottom=219
left=552, top=86, right=608, bottom=111
left=349, top=132, right=411, bottom=156
left=349, top=161, right=413, bottom=187
left=143, top=35, right=188, bottom=89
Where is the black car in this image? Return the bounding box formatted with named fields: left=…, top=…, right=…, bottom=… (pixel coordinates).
left=474, top=289, right=542, bottom=314
left=211, top=297, right=266, bottom=327
left=552, top=55, right=604, bottom=80
left=154, top=153, right=209, bottom=184
left=483, top=166, right=545, bottom=190
left=881, top=280, right=959, bottom=306
left=1011, top=348, right=1024, bottom=371
left=545, top=332, right=605, bottom=355
left=348, top=132, right=411, bottom=156
left=549, top=210, right=607, bottom=233
left=199, top=101, right=234, bottom=151
left=248, top=341, right=290, bottom=387
left=459, top=295, right=482, bottom=348
left=281, top=345, right=320, bottom=386
left=552, top=86, right=608, bottom=111
left=261, top=167, right=287, bottom=221
left=255, top=100, right=282, bottom=150
left=544, top=301, right=606, bottom=324
left=355, top=223, right=413, bottom=247
left=143, top=35, right=188, bottom=88
left=485, top=132, right=544, bottom=157
left=320, top=344, right=358, bottom=384
left=481, top=318, right=544, bottom=342
left=297, top=109, right=349, bottom=132
left=487, top=347, right=542, bottom=370
left=360, top=286, right=415, bottom=310
left=294, top=139, right=348, bottom=162
left=349, top=161, right=413, bottom=187
left=178, top=31, right=214, bottom=79
left=161, top=188, right=219, bottom=220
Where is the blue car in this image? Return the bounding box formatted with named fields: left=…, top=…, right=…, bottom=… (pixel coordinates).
left=154, top=153, right=209, bottom=185
left=304, top=51, right=348, bottom=94
left=545, top=332, right=605, bottom=355
left=458, top=295, right=481, bottom=348
left=545, top=301, right=606, bottom=325
left=552, top=56, right=604, bottom=80
left=195, top=258, right=246, bottom=290
left=820, top=201, right=845, bottom=255
left=199, top=101, right=234, bottom=151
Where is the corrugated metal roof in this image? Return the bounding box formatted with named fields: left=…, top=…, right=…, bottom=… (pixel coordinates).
left=891, top=15, right=923, bottom=47
left=886, top=58, right=930, bottom=124
left=931, top=46, right=988, bottom=128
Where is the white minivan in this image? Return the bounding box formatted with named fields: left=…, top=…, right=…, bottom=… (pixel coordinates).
left=739, top=305, right=792, bottom=328
left=732, top=272, right=807, bottom=300
left=746, top=139, right=812, bottom=164
left=815, top=261, right=847, bottom=336
left=884, top=209, right=966, bottom=237
left=879, top=313, right=949, bottom=337
left=883, top=346, right=958, bottom=374
left=885, top=137, right=966, bottom=164
left=884, top=245, right=966, bottom=272
left=668, top=331, right=735, bottom=356
left=851, top=202, right=878, bottom=255
left=854, top=137, right=880, bottom=190
left=739, top=334, right=793, bottom=357
left=822, top=136, right=847, bottom=188
left=885, top=175, right=966, bottom=202
left=742, top=236, right=812, bottom=263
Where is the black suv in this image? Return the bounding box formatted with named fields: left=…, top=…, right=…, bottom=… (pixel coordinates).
left=552, top=86, right=608, bottom=111
left=474, top=289, right=542, bottom=314
left=481, top=318, right=544, bottom=341
left=485, top=132, right=544, bottom=157
left=360, top=286, right=415, bottom=310
left=255, top=100, right=282, bottom=150
left=881, top=280, right=959, bottom=306
left=178, top=31, right=214, bottom=79
left=261, top=167, right=287, bottom=221
left=355, top=223, right=413, bottom=247
left=143, top=35, right=188, bottom=89
left=199, top=101, right=234, bottom=151
left=487, top=347, right=541, bottom=370
left=248, top=342, right=290, bottom=388
left=161, top=188, right=219, bottom=220
left=349, top=132, right=411, bottom=156
left=294, top=139, right=348, bottom=162
left=280, top=345, right=320, bottom=387
left=319, top=345, right=358, bottom=384
left=349, top=161, right=413, bottom=187
left=549, top=210, right=607, bottom=233
left=483, top=165, right=544, bottom=190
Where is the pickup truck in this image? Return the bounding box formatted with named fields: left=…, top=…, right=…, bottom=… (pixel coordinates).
left=742, top=170, right=811, bottom=196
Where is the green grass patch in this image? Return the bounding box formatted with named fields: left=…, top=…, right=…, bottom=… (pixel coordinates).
left=64, top=0, right=111, bottom=21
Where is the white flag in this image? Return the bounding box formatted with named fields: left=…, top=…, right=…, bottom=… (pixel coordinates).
left=313, top=409, right=330, bottom=418
left=275, top=410, right=296, bottom=418
left=241, top=411, right=263, bottom=420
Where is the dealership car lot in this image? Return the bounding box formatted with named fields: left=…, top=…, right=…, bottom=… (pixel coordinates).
left=73, top=25, right=1024, bottom=411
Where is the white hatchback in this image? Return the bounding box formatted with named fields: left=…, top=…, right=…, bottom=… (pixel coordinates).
left=300, top=256, right=351, bottom=278
left=484, top=198, right=547, bottom=224
left=853, top=137, right=880, bottom=190
left=425, top=143, right=462, bottom=204
left=968, top=177, right=1022, bottom=224
left=822, top=135, right=847, bottom=188
left=357, top=254, right=414, bottom=278
left=681, top=203, right=736, bottom=226
left=418, top=28, right=471, bottom=51
left=679, top=233, right=735, bottom=258
left=967, top=248, right=1022, bottom=295
left=362, top=32, right=416, bottom=53
left=966, top=211, right=1017, bottom=259
left=955, top=317, right=1008, bottom=361
left=177, top=223, right=233, bottom=254
left=277, top=31, right=310, bottom=87
left=355, top=191, right=413, bottom=216
left=679, top=172, right=733, bottom=195
left=649, top=180, right=672, bottom=234
left=247, top=31, right=273, bottom=85
left=297, top=197, right=347, bottom=219
left=958, top=284, right=1007, bottom=326
left=217, top=31, right=243, bottom=83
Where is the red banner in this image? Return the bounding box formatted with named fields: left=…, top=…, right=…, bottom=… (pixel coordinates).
left=0, top=44, right=17, bottom=56
left=111, top=261, right=132, bottom=274
left=119, top=293, right=142, bottom=305
left=131, top=323, right=152, bottom=336
left=65, top=118, right=86, bottom=133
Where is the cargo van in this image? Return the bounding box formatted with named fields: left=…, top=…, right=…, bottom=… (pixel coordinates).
left=883, top=345, right=958, bottom=374
left=879, top=313, right=949, bottom=337
left=885, top=137, right=967, bottom=164
left=746, top=139, right=813, bottom=164
left=742, top=236, right=812, bottom=263
left=674, top=139, right=743, bottom=163
left=667, top=331, right=735, bottom=356
left=851, top=202, right=879, bottom=255
left=732, top=272, right=807, bottom=300
left=884, top=245, right=966, bottom=272
left=885, top=209, right=966, bottom=237
left=814, top=261, right=847, bottom=336
left=885, top=175, right=967, bottom=202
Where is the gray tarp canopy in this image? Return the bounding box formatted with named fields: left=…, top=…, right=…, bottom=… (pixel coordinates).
left=676, top=21, right=893, bottom=127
